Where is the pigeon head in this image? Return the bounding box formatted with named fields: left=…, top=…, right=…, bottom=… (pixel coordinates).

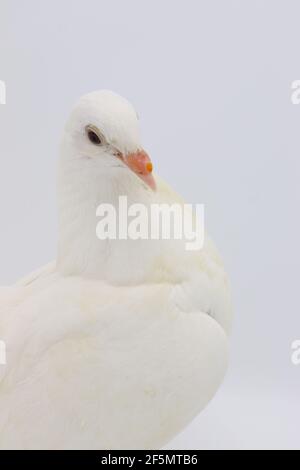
left=57, top=90, right=159, bottom=280
left=61, top=90, right=156, bottom=191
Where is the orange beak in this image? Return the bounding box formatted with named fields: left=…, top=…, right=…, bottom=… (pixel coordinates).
left=122, top=150, right=156, bottom=191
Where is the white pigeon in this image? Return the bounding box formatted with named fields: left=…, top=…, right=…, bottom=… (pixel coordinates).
left=0, top=91, right=232, bottom=450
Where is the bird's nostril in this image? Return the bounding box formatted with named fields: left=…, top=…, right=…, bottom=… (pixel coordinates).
left=115, top=151, right=123, bottom=160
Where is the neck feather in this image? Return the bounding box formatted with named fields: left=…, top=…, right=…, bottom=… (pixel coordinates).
left=57, top=155, right=158, bottom=284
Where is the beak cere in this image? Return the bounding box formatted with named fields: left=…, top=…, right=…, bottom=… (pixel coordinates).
left=123, top=150, right=156, bottom=191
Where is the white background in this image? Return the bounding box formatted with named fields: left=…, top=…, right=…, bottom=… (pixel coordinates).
left=0, top=0, right=299, bottom=449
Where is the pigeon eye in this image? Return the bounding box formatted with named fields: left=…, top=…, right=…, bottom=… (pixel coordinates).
left=86, top=125, right=103, bottom=146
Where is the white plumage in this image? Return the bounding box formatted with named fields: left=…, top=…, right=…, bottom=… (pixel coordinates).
left=0, top=91, right=232, bottom=449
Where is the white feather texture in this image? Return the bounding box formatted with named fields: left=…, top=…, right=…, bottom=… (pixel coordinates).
left=0, top=91, right=232, bottom=449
